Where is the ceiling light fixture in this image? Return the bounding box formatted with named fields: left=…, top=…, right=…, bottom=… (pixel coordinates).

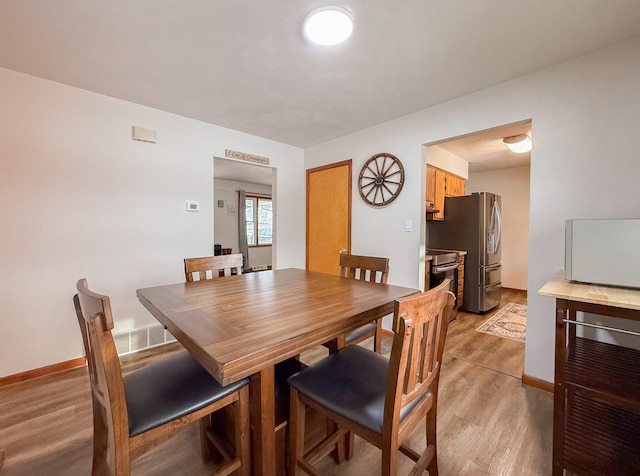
left=503, top=134, right=533, bottom=153
left=303, top=6, right=354, bottom=46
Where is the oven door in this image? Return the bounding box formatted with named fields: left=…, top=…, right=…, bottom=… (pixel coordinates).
left=430, top=262, right=459, bottom=317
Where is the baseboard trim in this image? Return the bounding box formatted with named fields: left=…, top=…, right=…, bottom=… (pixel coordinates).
left=521, top=373, right=554, bottom=393
left=502, top=287, right=527, bottom=294
left=0, top=357, right=86, bottom=388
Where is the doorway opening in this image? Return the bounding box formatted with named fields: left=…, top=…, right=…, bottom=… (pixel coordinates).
left=424, top=119, right=531, bottom=292
left=423, top=119, right=532, bottom=378
left=213, top=157, right=275, bottom=271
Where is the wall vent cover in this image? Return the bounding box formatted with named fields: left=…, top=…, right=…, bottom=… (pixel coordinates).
left=113, top=323, right=177, bottom=356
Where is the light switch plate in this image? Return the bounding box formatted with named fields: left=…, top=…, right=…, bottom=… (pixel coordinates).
left=405, top=220, right=413, bottom=232
left=185, top=200, right=199, bottom=212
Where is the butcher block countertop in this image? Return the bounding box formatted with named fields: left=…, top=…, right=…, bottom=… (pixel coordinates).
left=425, top=249, right=468, bottom=261
left=539, top=270, right=640, bottom=311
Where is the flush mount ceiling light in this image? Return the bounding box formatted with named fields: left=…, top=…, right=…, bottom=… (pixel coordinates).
left=503, top=134, right=533, bottom=153
left=303, top=6, right=354, bottom=46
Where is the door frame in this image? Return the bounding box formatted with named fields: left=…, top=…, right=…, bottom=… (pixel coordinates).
left=305, top=159, right=352, bottom=270
left=213, top=156, right=275, bottom=269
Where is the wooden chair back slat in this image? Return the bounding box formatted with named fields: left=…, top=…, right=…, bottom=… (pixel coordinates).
left=184, top=254, right=243, bottom=282
left=339, top=254, right=389, bottom=284
left=387, top=280, right=454, bottom=419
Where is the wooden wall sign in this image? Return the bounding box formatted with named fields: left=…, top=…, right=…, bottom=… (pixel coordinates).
left=225, top=149, right=270, bottom=165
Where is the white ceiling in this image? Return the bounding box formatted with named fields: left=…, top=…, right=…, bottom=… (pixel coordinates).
left=437, top=120, right=532, bottom=173
left=1, top=1, right=639, bottom=151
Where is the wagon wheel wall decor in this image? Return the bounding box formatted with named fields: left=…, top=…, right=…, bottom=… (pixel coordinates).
left=358, top=153, right=405, bottom=207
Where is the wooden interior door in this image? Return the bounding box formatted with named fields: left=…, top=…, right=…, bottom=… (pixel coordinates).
left=306, top=160, right=352, bottom=275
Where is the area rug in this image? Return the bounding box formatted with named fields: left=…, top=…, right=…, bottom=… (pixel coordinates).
left=476, top=303, right=526, bottom=343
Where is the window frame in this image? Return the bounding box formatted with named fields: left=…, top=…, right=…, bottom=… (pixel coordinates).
left=245, top=194, right=273, bottom=248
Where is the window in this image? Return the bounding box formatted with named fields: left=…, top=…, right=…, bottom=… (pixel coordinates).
left=246, top=196, right=272, bottom=246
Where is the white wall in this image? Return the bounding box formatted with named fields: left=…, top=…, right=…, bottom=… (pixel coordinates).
left=425, top=145, right=469, bottom=179
left=466, top=165, right=530, bottom=290
left=305, top=38, right=640, bottom=383
left=213, top=178, right=272, bottom=268
left=0, top=67, right=305, bottom=378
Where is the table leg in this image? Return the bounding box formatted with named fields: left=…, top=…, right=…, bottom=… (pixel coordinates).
left=250, top=366, right=276, bottom=476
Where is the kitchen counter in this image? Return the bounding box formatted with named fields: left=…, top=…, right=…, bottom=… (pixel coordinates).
left=539, top=270, right=640, bottom=310
left=426, top=249, right=467, bottom=260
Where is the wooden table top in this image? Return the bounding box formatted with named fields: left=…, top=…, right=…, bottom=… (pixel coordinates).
left=137, top=268, right=418, bottom=385
left=539, top=270, right=640, bottom=311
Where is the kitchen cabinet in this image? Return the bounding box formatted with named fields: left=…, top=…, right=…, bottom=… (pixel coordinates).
left=457, top=254, right=465, bottom=308
left=426, top=166, right=445, bottom=220
left=426, top=166, right=436, bottom=207
left=426, top=165, right=465, bottom=221
left=539, top=272, right=640, bottom=476
left=445, top=173, right=465, bottom=197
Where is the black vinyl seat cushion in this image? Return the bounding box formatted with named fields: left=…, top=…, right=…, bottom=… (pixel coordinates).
left=288, top=345, right=426, bottom=434
left=344, top=321, right=377, bottom=344
left=124, top=351, right=249, bottom=437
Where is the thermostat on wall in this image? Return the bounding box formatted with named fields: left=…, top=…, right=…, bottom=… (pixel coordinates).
left=185, top=200, right=200, bottom=212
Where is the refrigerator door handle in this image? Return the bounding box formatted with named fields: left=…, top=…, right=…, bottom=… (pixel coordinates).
left=488, top=199, right=501, bottom=254
left=494, top=200, right=502, bottom=252
left=485, top=282, right=502, bottom=292
left=484, top=263, right=502, bottom=271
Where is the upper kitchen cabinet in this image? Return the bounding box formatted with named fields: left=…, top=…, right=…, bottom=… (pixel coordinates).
left=426, top=166, right=446, bottom=220
left=426, top=165, right=465, bottom=220
left=445, top=173, right=465, bottom=197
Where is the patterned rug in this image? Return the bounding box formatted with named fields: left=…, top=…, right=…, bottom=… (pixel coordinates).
left=476, top=302, right=526, bottom=343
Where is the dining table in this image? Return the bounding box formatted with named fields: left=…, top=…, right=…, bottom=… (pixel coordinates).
left=136, top=267, right=418, bottom=475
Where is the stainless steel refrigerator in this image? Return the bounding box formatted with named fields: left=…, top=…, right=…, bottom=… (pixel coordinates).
left=428, top=192, right=502, bottom=313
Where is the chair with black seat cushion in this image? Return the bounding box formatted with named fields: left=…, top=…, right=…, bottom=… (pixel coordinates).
left=288, top=279, right=454, bottom=476
left=325, top=253, right=389, bottom=354
left=184, top=254, right=243, bottom=282
left=74, top=278, right=250, bottom=476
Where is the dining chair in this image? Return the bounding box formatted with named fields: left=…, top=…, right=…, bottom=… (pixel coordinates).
left=288, top=279, right=454, bottom=476
left=326, top=253, right=390, bottom=354
left=184, top=254, right=243, bottom=282
left=74, top=278, right=250, bottom=476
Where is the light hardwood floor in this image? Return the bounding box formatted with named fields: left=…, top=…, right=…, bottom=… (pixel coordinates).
left=0, top=289, right=552, bottom=475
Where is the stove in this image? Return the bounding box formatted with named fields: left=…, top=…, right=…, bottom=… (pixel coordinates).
left=426, top=249, right=460, bottom=320
left=426, top=249, right=459, bottom=267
